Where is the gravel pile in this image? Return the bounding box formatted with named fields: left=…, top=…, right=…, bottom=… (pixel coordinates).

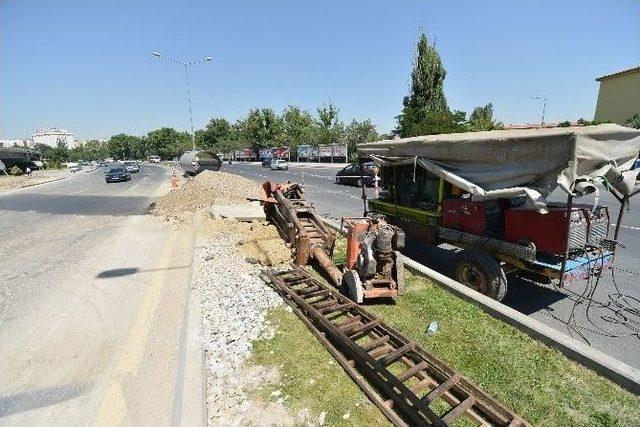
left=193, top=233, right=286, bottom=425
left=152, top=171, right=258, bottom=218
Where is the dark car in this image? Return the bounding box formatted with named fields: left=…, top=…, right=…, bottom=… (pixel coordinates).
left=335, top=162, right=377, bottom=186
left=105, top=166, right=131, bottom=183
left=261, top=157, right=272, bottom=167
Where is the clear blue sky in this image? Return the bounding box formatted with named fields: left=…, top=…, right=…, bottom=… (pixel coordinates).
left=2, top=0, right=639, bottom=140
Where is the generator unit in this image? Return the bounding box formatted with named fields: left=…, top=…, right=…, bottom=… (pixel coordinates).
left=505, top=204, right=610, bottom=255
left=441, top=199, right=504, bottom=236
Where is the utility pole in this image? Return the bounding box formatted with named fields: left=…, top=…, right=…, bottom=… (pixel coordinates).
left=152, top=52, right=212, bottom=151
left=529, top=96, right=547, bottom=126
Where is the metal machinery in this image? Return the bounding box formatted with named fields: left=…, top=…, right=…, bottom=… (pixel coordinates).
left=178, top=150, right=222, bottom=175
left=342, top=216, right=405, bottom=302
left=260, top=181, right=404, bottom=302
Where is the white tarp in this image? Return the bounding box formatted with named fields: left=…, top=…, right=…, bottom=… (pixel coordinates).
left=358, top=124, right=640, bottom=207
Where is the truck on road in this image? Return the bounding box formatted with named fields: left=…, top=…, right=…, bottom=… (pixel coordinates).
left=358, top=124, right=640, bottom=301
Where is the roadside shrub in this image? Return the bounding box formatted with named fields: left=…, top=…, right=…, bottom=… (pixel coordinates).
left=45, top=160, right=63, bottom=169
left=9, top=166, right=23, bottom=176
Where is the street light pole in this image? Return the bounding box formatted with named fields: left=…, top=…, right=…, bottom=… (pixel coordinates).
left=153, top=51, right=212, bottom=151
left=529, top=96, right=547, bottom=127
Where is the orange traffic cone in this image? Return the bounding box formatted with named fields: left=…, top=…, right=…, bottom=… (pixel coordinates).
left=171, top=168, right=178, bottom=188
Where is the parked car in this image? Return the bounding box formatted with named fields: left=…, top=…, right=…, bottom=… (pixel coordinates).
left=270, top=159, right=289, bottom=170
left=124, top=160, right=140, bottom=173
left=335, top=162, right=376, bottom=186
left=149, top=155, right=161, bottom=163
left=261, top=158, right=272, bottom=167
left=105, top=166, right=131, bottom=183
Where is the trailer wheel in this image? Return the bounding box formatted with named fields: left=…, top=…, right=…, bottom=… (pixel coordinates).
left=453, top=250, right=507, bottom=301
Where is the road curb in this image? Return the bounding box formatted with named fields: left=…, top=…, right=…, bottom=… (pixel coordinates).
left=173, top=215, right=207, bottom=426
left=320, top=217, right=640, bottom=395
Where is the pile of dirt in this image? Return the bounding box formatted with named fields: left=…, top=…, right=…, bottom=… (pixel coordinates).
left=152, top=171, right=258, bottom=218
left=202, top=217, right=291, bottom=266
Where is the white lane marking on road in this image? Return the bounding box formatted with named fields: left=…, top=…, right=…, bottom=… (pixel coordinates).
left=71, top=188, right=88, bottom=195
left=610, top=224, right=640, bottom=231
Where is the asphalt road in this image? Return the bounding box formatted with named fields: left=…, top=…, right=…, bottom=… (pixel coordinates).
left=226, top=161, right=640, bottom=369
left=0, top=165, right=198, bottom=425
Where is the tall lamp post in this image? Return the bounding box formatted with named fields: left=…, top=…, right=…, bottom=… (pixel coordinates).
left=152, top=51, right=212, bottom=151
left=529, top=96, right=547, bottom=127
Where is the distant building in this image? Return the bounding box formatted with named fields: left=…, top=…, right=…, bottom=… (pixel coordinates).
left=594, top=66, right=640, bottom=124
left=32, top=127, right=76, bottom=148
left=0, top=139, right=32, bottom=148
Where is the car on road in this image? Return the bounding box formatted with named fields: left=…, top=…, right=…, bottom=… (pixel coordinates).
left=149, top=155, right=161, bottom=163
left=124, top=160, right=140, bottom=173
left=270, top=159, right=289, bottom=170
left=335, top=162, right=376, bottom=186
left=105, top=166, right=131, bottom=183
left=261, top=158, right=272, bottom=167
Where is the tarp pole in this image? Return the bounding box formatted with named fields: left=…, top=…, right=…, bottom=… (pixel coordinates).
left=359, top=158, right=367, bottom=216
left=559, top=194, right=573, bottom=287
left=393, top=166, right=398, bottom=217
left=613, top=195, right=628, bottom=244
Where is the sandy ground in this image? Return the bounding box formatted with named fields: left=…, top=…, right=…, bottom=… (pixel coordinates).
left=0, top=169, right=68, bottom=193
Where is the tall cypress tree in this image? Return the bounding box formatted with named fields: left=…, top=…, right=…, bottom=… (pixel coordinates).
left=396, top=34, right=465, bottom=137
left=403, top=34, right=448, bottom=113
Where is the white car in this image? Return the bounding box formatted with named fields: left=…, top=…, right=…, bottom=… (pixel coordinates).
left=149, top=155, right=161, bottom=163
left=124, top=160, right=140, bottom=173
left=270, top=159, right=289, bottom=170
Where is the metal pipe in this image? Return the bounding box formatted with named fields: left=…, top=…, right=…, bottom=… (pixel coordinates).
left=359, top=159, right=367, bottom=216
left=311, top=247, right=343, bottom=287
left=559, top=194, right=573, bottom=287
left=613, top=196, right=628, bottom=244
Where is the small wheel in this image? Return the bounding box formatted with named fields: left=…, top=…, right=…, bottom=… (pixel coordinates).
left=453, top=249, right=507, bottom=301
left=342, top=270, right=364, bottom=303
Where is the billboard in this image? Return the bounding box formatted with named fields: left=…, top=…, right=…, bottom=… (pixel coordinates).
left=234, top=149, right=256, bottom=159
left=318, top=145, right=333, bottom=157
left=332, top=144, right=347, bottom=157
left=297, top=145, right=312, bottom=159
left=272, top=147, right=290, bottom=158
left=258, top=148, right=271, bottom=159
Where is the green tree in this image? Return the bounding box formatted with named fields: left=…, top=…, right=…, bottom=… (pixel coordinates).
left=396, top=33, right=454, bottom=137
left=34, top=143, right=54, bottom=160
left=468, top=103, right=503, bottom=131
left=145, top=128, right=190, bottom=159
left=241, top=108, right=284, bottom=148
left=624, top=113, right=640, bottom=129
left=49, top=139, right=70, bottom=164
left=316, top=103, right=345, bottom=145
left=281, top=105, right=315, bottom=153
left=107, top=134, right=143, bottom=159
left=196, top=118, right=233, bottom=151
left=83, top=139, right=107, bottom=160
left=345, top=119, right=378, bottom=160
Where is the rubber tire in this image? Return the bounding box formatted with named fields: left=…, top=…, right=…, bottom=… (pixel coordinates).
left=453, top=249, right=507, bottom=301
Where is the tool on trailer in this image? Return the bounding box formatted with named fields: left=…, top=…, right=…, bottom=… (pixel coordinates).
left=261, top=181, right=405, bottom=302
left=265, top=266, right=529, bottom=427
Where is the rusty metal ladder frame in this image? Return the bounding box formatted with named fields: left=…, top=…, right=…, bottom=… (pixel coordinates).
left=265, top=266, right=528, bottom=427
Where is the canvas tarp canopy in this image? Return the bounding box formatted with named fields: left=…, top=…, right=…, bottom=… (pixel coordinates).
left=357, top=124, right=640, bottom=208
